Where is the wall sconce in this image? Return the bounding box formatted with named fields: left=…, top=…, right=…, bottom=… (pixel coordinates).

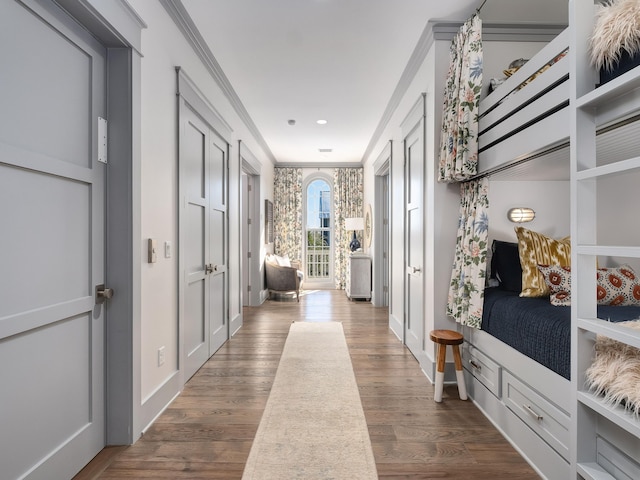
left=507, top=207, right=536, bottom=223
left=344, top=217, right=364, bottom=251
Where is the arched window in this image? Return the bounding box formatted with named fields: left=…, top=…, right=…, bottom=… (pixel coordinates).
left=304, top=176, right=333, bottom=285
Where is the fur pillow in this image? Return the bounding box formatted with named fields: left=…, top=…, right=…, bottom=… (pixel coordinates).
left=585, top=320, right=640, bottom=416
left=590, top=0, right=640, bottom=71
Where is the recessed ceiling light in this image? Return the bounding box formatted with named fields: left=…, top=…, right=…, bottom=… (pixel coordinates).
left=318, top=148, right=332, bottom=153
left=316, top=119, right=327, bottom=125
left=288, top=119, right=296, bottom=125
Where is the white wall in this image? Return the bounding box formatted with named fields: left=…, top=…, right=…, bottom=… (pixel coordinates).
left=362, top=37, right=460, bottom=371
left=488, top=180, right=570, bottom=244
left=128, top=0, right=274, bottom=426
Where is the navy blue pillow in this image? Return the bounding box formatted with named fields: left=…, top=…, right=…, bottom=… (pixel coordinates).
left=491, top=240, right=522, bottom=293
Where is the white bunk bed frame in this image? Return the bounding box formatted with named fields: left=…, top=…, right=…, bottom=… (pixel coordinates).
left=462, top=10, right=640, bottom=479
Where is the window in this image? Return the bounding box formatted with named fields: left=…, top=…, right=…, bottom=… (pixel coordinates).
left=305, top=177, right=332, bottom=282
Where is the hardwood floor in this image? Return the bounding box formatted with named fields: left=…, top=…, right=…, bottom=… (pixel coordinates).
left=75, top=290, right=539, bottom=479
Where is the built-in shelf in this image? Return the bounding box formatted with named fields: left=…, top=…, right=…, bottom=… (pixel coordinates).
left=576, top=156, right=640, bottom=180
left=577, top=391, right=640, bottom=440
left=577, top=317, right=640, bottom=350
left=577, top=462, right=616, bottom=480
left=576, top=67, right=640, bottom=110
left=575, top=245, right=640, bottom=258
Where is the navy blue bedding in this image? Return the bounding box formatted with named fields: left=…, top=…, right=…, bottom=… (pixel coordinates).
left=481, top=287, right=640, bottom=379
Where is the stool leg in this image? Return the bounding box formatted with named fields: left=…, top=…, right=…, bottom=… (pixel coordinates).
left=452, top=344, right=468, bottom=401
left=434, top=343, right=446, bottom=402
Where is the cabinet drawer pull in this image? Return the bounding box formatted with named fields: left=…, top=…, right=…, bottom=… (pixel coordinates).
left=469, top=360, right=481, bottom=370
left=524, top=404, right=543, bottom=421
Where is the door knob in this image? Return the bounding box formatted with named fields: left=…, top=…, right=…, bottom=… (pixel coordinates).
left=411, top=266, right=421, bottom=274
left=205, top=264, right=214, bottom=274
left=95, top=284, right=114, bottom=304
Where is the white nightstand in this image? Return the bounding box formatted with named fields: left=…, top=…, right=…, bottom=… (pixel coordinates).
left=345, top=253, right=371, bottom=300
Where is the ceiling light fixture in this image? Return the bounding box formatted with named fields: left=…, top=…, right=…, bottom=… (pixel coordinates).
left=316, top=119, right=327, bottom=125
left=318, top=148, right=332, bottom=153
left=287, top=119, right=296, bottom=125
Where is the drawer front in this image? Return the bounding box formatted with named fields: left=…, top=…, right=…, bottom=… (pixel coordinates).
left=463, top=344, right=501, bottom=398
left=503, top=370, right=570, bottom=460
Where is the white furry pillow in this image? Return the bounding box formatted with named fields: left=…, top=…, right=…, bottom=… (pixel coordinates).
left=590, top=0, right=640, bottom=71
left=585, top=320, right=640, bottom=416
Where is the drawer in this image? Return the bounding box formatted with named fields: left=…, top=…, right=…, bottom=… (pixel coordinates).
left=502, top=370, right=570, bottom=460
left=463, top=343, right=501, bottom=398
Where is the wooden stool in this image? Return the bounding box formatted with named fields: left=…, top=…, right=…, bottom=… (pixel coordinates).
left=429, top=329, right=467, bottom=402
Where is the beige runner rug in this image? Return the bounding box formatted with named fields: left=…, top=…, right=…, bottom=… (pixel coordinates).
left=242, top=321, right=378, bottom=480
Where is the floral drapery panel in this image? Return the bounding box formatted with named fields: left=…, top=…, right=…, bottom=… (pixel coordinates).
left=333, top=168, right=363, bottom=289
left=438, top=14, right=483, bottom=183
left=273, top=168, right=303, bottom=262
left=446, top=178, right=489, bottom=329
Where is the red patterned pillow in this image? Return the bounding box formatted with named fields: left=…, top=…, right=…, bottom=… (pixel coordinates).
left=537, top=264, right=572, bottom=306
left=597, top=265, right=640, bottom=306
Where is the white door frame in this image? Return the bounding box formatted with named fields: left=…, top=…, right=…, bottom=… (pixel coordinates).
left=373, top=141, right=391, bottom=307
left=402, top=94, right=427, bottom=360
left=239, top=141, right=263, bottom=308
left=177, top=67, right=232, bottom=386
left=52, top=0, right=146, bottom=446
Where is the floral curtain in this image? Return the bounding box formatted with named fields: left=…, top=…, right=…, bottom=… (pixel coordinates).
left=273, top=167, right=303, bottom=262
left=446, top=177, right=489, bottom=329
left=438, top=14, right=483, bottom=183
left=333, top=168, right=363, bottom=289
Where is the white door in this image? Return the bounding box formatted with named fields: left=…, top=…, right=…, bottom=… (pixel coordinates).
left=182, top=104, right=229, bottom=380
left=0, top=1, right=107, bottom=478
left=404, top=119, right=425, bottom=359
left=183, top=107, right=212, bottom=379
left=208, top=133, right=228, bottom=355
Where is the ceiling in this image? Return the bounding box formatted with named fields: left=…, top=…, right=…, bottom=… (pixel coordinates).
left=180, top=0, right=569, bottom=165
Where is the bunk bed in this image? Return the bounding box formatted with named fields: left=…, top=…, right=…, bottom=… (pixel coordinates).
left=477, top=28, right=570, bottom=177
left=460, top=21, right=640, bottom=479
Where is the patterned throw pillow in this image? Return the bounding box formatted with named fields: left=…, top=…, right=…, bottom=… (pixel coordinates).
left=515, top=227, right=571, bottom=297
left=597, top=265, right=640, bottom=306
left=536, top=264, right=640, bottom=306
left=537, top=264, right=572, bottom=306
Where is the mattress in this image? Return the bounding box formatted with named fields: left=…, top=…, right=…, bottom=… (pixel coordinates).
left=481, top=287, right=640, bottom=379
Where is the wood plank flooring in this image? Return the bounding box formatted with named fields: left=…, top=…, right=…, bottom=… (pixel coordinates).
left=75, top=290, right=539, bottom=479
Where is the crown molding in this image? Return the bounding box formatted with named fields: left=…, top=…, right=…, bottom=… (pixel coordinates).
left=160, top=0, right=276, bottom=164
left=361, top=21, right=435, bottom=164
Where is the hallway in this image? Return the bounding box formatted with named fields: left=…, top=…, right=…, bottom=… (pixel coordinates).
left=76, top=290, right=538, bottom=479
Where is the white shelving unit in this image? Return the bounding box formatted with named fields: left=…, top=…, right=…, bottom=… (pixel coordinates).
left=570, top=1, right=640, bottom=478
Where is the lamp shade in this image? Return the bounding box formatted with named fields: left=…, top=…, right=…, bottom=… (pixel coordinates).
left=344, top=217, right=364, bottom=231
left=507, top=207, right=535, bottom=223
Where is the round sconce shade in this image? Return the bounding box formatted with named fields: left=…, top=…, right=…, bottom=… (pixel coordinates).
left=507, top=207, right=535, bottom=223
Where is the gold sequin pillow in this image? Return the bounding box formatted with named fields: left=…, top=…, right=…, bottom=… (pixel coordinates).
left=515, top=227, right=571, bottom=297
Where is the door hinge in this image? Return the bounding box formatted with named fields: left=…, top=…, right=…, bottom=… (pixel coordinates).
left=98, top=117, right=108, bottom=164
left=247, top=251, right=252, bottom=258
left=383, top=252, right=387, bottom=259
left=248, top=184, right=252, bottom=192
left=248, top=218, right=252, bottom=225
left=247, top=285, right=252, bottom=292
left=383, top=285, right=388, bottom=293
